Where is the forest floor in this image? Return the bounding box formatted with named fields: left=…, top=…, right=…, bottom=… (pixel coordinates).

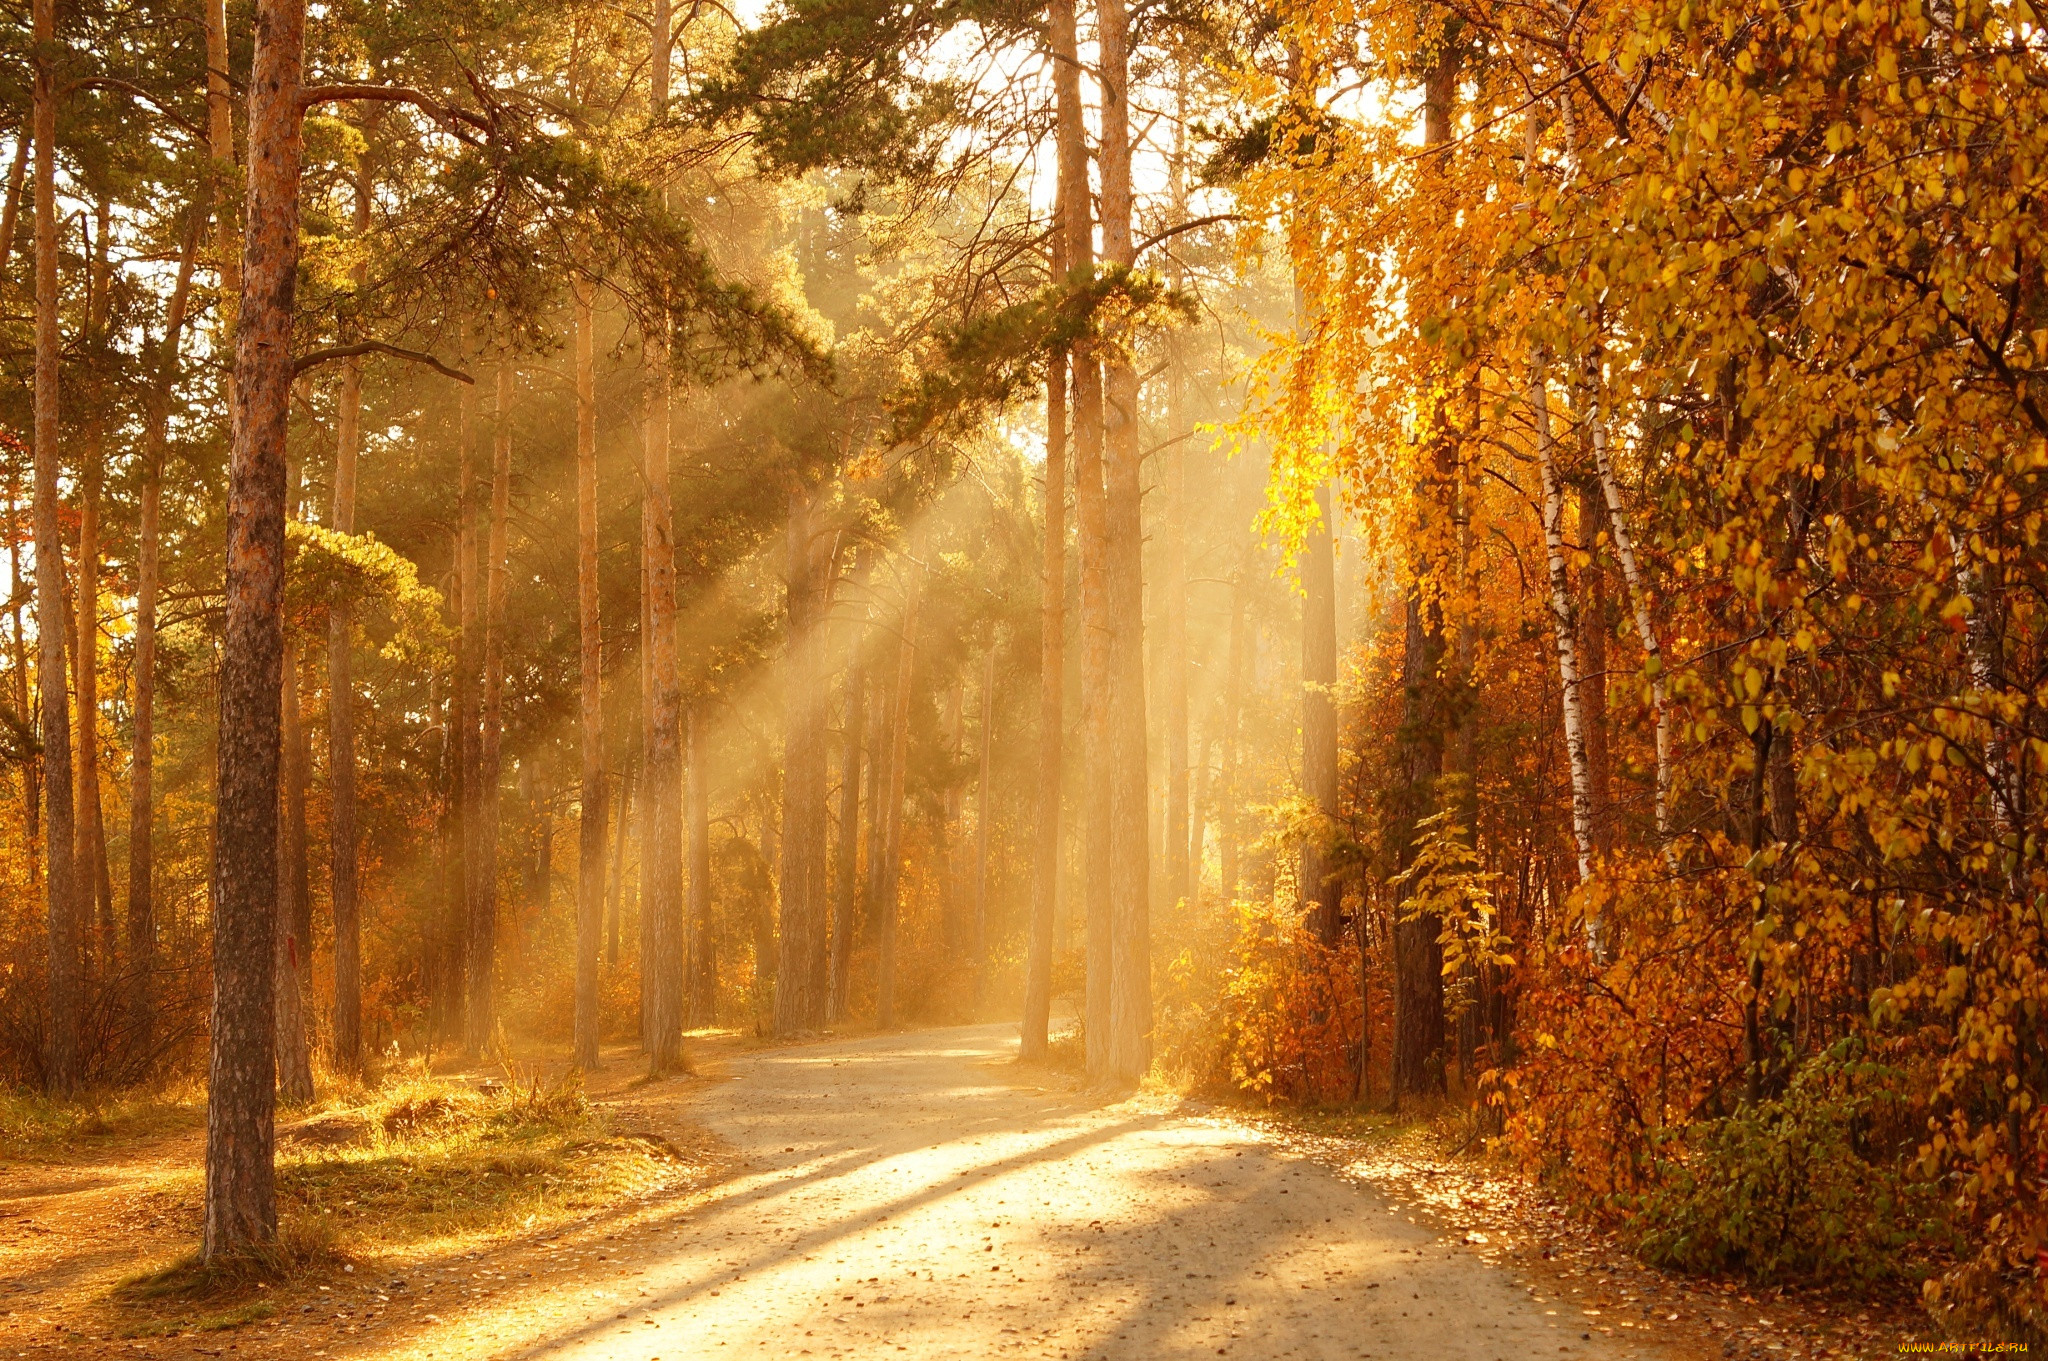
left=0, top=1022, right=1931, bottom=1361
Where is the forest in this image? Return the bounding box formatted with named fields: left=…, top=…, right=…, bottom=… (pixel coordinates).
left=1, top=0, right=2044, bottom=1351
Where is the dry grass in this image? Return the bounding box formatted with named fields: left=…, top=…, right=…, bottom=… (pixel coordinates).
left=0, top=1064, right=712, bottom=1352
left=0, top=1084, right=205, bottom=1161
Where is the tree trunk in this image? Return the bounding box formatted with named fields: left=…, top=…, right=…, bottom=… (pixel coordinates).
left=128, top=219, right=201, bottom=1059
left=1389, top=49, right=1459, bottom=1105
left=205, top=0, right=241, bottom=345
left=76, top=424, right=109, bottom=956
left=973, top=636, right=995, bottom=1006
left=32, top=0, right=80, bottom=1080
left=468, top=357, right=513, bottom=1055
left=574, top=278, right=604, bottom=1069
left=276, top=545, right=313, bottom=1102
left=1300, top=484, right=1341, bottom=944
left=1584, top=370, right=1671, bottom=848
left=775, top=488, right=830, bottom=1033
left=609, top=758, right=632, bottom=968
left=7, top=471, right=39, bottom=892
left=1220, top=575, right=1244, bottom=905
left=76, top=195, right=115, bottom=953
left=455, top=344, right=484, bottom=1052
left=1019, top=330, right=1066, bottom=1060
left=205, top=0, right=306, bottom=1258
left=1162, top=76, right=1191, bottom=916
left=327, top=164, right=370, bottom=1074
left=638, top=537, right=653, bottom=1045
left=862, top=652, right=890, bottom=945
left=1055, top=0, right=1111, bottom=1080
left=1533, top=354, right=1595, bottom=886
left=686, top=706, right=715, bottom=1024
left=1098, top=0, right=1151, bottom=1085
left=32, top=0, right=79, bottom=1091
left=940, top=678, right=965, bottom=948
left=830, top=559, right=867, bottom=1025
left=640, top=0, right=687, bottom=1071
left=1577, top=483, right=1614, bottom=854
left=876, top=559, right=922, bottom=1029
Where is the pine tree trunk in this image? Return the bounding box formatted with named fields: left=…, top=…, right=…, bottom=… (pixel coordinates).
left=442, top=527, right=468, bottom=1047
left=973, top=638, right=995, bottom=1006
left=610, top=759, right=632, bottom=968
left=456, top=353, right=484, bottom=1052
left=1098, top=0, right=1151, bottom=1085
left=327, top=165, right=370, bottom=1073
left=129, top=222, right=200, bottom=1059
left=205, top=0, right=306, bottom=1258
left=830, top=563, right=867, bottom=1026
left=77, top=198, right=115, bottom=944
left=76, top=425, right=109, bottom=956
left=276, top=622, right=314, bottom=1103
left=574, top=278, right=604, bottom=1069
left=940, top=679, right=965, bottom=949
left=686, top=708, right=715, bottom=1024
left=638, top=538, right=653, bottom=1046
left=468, top=357, right=512, bottom=1055
left=876, top=561, right=922, bottom=1029
left=32, top=0, right=79, bottom=1091
left=1055, top=0, right=1111, bottom=1078
left=1162, top=76, right=1192, bottom=916
left=7, top=473, right=39, bottom=892
left=774, top=488, right=830, bottom=1033
left=1019, top=335, right=1065, bottom=1061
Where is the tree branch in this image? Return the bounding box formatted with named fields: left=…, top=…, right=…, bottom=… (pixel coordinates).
left=298, top=84, right=490, bottom=142
left=1136, top=213, right=1244, bottom=260
left=294, top=341, right=475, bottom=385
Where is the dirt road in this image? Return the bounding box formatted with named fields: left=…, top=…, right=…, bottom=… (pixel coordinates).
left=502, top=1023, right=1665, bottom=1361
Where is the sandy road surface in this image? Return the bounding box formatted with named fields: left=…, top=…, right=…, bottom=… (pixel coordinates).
left=509, top=1023, right=1666, bottom=1361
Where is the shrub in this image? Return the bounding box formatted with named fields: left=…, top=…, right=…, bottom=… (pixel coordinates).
left=1626, top=1039, right=1950, bottom=1286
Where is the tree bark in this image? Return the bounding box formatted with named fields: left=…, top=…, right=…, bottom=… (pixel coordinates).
left=327, top=162, right=370, bottom=1073
left=32, top=0, right=79, bottom=1092
left=774, top=488, right=830, bottom=1033
left=876, top=560, right=922, bottom=1029
left=574, top=278, right=604, bottom=1069
left=205, top=0, right=306, bottom=1258
left=1098, top=0, right=1151, bottom=1084
left=468, top=356, right=512, bottom=1055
